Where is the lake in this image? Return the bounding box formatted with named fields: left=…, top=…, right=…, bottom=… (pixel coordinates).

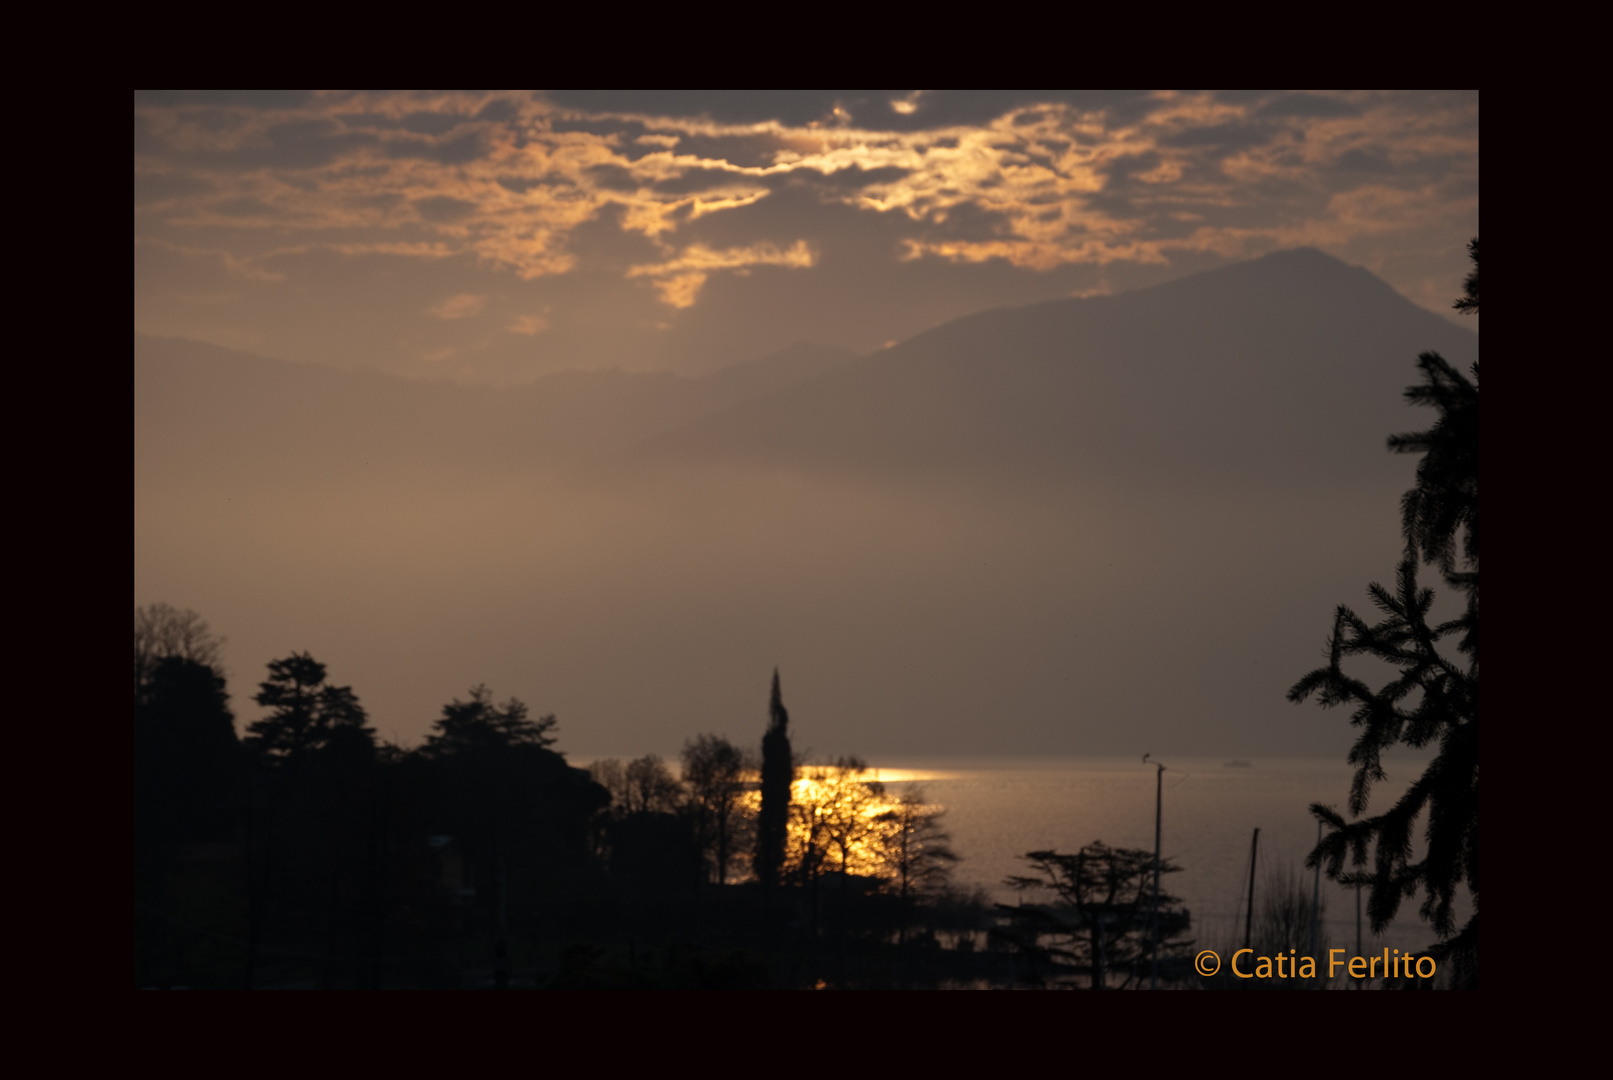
left=870, top=756, right=1462, bottom=957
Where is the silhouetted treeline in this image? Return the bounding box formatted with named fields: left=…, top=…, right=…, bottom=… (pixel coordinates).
left=134, top=611, right=992, bottom=988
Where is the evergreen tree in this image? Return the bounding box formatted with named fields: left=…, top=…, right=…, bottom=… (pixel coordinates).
left=247, top=652, right=373, bottom=765
left=1290, top=238, right=1478, bottom=988
left=422, top=684, right=556, bottom=756
left=754, top=669, right=794, bottom=888
left=999, top=842, right=1193, bottom=989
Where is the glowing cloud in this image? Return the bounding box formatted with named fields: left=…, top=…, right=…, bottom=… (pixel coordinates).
left=135, top=91, right=1476, bottom=311
left=627, top=240, right=815, bottom=308
left=890, top=91, right=925, bottom=116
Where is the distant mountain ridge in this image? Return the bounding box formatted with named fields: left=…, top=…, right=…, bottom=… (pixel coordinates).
left=135, top=336, right=857, bottom=484
left=642, top=248, right=1478, bottom=489
left=137, top=249, right=1475, bottom=492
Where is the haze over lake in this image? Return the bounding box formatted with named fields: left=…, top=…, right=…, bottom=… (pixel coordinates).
left=138, top=250, right=1476, bottom=762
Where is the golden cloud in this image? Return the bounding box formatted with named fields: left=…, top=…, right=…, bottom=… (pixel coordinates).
left=134, top=91, right=1476, bottom=307
left=626, top=240, right=815, bottom=307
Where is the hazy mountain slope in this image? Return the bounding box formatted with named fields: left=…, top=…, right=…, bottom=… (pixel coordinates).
left=135, top=251, right=1477, bottom=760
left=645, top=249, right=1478, bottom=490
left=135, top=337, right=856, bottom=486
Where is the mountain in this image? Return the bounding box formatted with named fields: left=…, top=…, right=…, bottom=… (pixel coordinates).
left=138, top=250, right=1475, bottom=493
left=643, top=249, right=1478, bottom=490
left=135, top=337, right=856, bottom=486
left=135, top=250, right=1478, bottom=758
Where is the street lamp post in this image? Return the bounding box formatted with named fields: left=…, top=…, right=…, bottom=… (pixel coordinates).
left=1144, top=754, right=1165, bottom=990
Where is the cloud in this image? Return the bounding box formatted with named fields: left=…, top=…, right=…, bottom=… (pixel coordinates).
left=414, top=195, right=478, bottom=224
left=136, top=238, right=288, bottom=281
left=1256, top=93, right=1362, bottom=119
left=134, top=91, right=1476, bottom=306
left=508, top=313, right=548, bottom=335
left=890, top=91, right=925, bottom=116
left=212, top=196, right=277, bottom=218
left=134, top=171, right=215, bottom=206
left=429, top=293, right=486, bottom=319
left=627, top=240, right=815, bottom=307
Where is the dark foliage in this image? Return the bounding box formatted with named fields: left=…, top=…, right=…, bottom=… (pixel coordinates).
left=998, top=842, right=1193, bottom=989
left=135, top=656, right=241, bottom=844
left=607, top=811, right=703, bottom=893
left=134, top=603, right=225, bottom=697
left=247, top=652, right=373, bottom=765
left=133, top=638, right=1015, bottom=987
left=1451, top=237, right=1478, bottom=315
left=134, top=656, right=245, bottom=988
left=416, top=686, right=608, bottom=967
left=682, top=734, right=748, bottom=884
left=1290, top=238, right=1478, bottom=988
left=422, top=684, right=557, bottom=755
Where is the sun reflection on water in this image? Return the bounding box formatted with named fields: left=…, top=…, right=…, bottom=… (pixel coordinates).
left=738, top=762, right=954, bottom=883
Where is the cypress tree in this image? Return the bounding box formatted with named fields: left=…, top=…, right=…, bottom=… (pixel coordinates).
left=754, top=669, right=793, bottom=888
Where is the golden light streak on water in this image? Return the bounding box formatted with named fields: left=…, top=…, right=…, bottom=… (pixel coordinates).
left=734, top=764, right=950, bottom=882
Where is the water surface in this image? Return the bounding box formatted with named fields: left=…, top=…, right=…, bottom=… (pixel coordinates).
left=873, top=756, right=1462, bottom=957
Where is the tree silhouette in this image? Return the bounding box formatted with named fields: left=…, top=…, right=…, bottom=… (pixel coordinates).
left=682, top=735, right=749, bottom=884
left=875, top=788, right=958, bottom=941
left=419, top=686, right=606, bottom=985
left=247, top=652, right=373, bottom=765
left=422, top=685, right=556, bottom=756
left=134, top=652, right=243, bottom=988
left=134, top=603, right=225, bottom=697
left=1290, top=238, right=1479, bottom=988
left=623, top=754, right=685, bottom=814
left=586, top=758, right=630, bottom=812
left=788, top=757, right=886, bottom=886
left=999, top=842, right=1193, bottom=989
left=135, top=656, right=241, bottom=844
left=754, top=669, right=794, bottom=888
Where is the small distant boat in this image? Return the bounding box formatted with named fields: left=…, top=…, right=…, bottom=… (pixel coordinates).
left=1224, top=759, right=1252, bottom=768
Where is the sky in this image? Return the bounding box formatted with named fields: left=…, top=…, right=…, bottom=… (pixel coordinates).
left=135, top=90, right=1478, bottom=384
